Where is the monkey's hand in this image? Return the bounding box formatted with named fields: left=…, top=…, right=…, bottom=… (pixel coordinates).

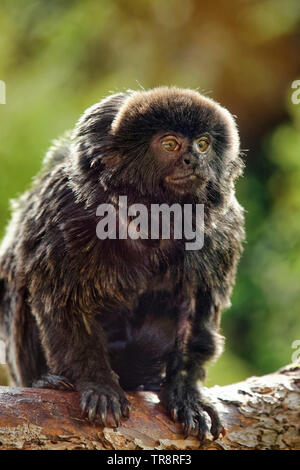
left=160, top=376, right=225, bottom=441
left=34, top=372, right=130, bottom=427
left=77, top=376, right=131, bottom=427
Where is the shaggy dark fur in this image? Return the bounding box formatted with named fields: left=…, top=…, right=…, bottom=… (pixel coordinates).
left=0, top=87, right=245, bottom=439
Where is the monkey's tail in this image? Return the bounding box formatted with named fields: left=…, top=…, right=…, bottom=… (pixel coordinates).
left=109, top=317, right=176, bottom=391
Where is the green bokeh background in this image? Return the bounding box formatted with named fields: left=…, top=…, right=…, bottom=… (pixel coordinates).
left=0, top=0, right=300, bottom=385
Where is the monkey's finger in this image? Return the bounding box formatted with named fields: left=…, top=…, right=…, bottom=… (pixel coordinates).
left=57, top=379, right=75, bottom=391
left=87, top=393, right=100, bottom=422
left=47, top=374, right=74, bottom=389
left=200, top=403, right=223, bottom=440
left=98, top=395, right=108, bottom=426
left=182, top=409, right=196, bottom=438
left=170, top=407, right=179, bottom=422
left=110, top=397, right=121, bottom=427
left=80, top=390, right=93, bottom=417
left=121, top=400, right=130, bottom=419
left=195, top=413, right=210, bottom=442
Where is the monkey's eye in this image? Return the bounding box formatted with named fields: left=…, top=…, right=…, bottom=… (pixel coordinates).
left=161, top=137, right=180, bottom=152
left=196, top=136, right=210, bottom=152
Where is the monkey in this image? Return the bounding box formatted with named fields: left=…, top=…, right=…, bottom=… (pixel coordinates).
left=0, top=87, right=245, bottom=440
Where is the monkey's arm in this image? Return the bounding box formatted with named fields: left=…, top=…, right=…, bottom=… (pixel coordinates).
left=182, top=290, right=224, bottom=382
left=159, top=212, right=243, bottom=441
left=159, top=287, right=225, bottom=440
left=31, top=296, right=130, bottom=425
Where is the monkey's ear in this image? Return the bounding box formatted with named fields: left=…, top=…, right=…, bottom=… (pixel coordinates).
left=72, top=92, right=130, bottom=143
left=69, top=92, right=130, bottom=171
left=64, top=93, right=131, bottom=205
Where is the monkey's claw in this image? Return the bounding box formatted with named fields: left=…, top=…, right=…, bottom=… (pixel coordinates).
left=78, top=380, right=130, bottom=427
left=160, top=382, right=224, bottom=441
left=32, top=373, right=75, bottom=391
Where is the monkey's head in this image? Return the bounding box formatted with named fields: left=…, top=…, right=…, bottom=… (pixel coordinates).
left=71, top=87, right=243, bottom=207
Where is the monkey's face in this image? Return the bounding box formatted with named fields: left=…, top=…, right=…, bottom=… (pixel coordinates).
left=109, top=87, right=242, bottom=204
left=150, top=132, right=213, bottom=196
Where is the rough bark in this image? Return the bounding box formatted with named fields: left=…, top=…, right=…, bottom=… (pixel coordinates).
left=0, top=364, right=299, bottom=450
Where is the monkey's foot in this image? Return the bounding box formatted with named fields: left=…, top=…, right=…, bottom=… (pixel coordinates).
left=32, top=373, right=75, bottom=391
left=77, top=379, right=131, bottom=427
left=160, top=381, right=225, bottom=441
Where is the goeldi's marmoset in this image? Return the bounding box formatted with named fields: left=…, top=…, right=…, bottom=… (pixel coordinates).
left=0, top=87, right=245, bottom=440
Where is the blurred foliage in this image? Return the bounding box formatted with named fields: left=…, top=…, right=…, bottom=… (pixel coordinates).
left=0, top=0, right=300, bottom=386
left=0, top=365, right=8, bottom=386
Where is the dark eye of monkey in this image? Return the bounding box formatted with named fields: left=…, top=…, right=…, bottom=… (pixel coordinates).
left=195, top=136, right=210, bottom=153
left=161, top=136, right=181, bottom=152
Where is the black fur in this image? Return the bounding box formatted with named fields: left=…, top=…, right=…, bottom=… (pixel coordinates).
left=0, top=87, right=245, bottom=439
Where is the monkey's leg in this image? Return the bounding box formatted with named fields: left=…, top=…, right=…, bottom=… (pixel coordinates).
left=3, top=287, right=48, bottom=387
left=31, top=303, right=130, bottom=427
left=160, top=290, right=225, bottom=441
left=33, top=373, right=75, bottom=391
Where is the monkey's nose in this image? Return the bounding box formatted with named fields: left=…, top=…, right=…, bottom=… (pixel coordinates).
left=182, top=153, right=197, bottom=168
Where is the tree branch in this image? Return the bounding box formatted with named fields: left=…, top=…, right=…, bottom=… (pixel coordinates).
left=0, top=364, right=299, bottom=450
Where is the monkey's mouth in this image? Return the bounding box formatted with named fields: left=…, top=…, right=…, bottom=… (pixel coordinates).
left=166, top=173, right=197, bottom=184
left=164, top=173, right=206, bottom=195
left=165, top=173, right=203, bottom=189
